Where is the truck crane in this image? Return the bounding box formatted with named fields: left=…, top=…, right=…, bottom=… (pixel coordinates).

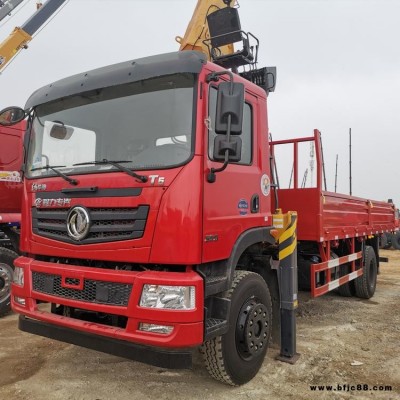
left=0, top=0, right=66, bottom=72
left=0, top=0, right=397, bottom=386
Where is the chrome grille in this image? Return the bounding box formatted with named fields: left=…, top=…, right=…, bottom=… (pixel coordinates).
left=32, top=271, right=132, bottom=306
left=32, top=206, right=149, bottom=244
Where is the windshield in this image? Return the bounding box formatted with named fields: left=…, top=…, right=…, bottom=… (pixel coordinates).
left=27, top=73, right=195, bottom=179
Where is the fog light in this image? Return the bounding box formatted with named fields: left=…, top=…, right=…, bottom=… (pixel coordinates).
left=13, top=266, right=24, bottom=286
left=14, top=296, right=26, bottom=306
left=140, top=285, right=195, bottom=310
left=139, top=323, right=173, bottom=335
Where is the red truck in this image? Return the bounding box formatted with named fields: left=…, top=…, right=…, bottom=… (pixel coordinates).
left=0, top=121, right=25, bottom=316
left=2, top=3, right=398, bottom=386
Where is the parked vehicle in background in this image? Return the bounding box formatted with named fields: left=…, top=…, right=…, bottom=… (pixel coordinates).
left=0, top=120, right=25, bottom=316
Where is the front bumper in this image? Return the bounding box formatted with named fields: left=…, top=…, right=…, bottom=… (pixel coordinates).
left=12, top=256, right=204, bottom=352
left=19, top=316, right=193, bottom=369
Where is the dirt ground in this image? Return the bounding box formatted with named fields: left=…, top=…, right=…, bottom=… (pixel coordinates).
left=0, top=249, right=399, bottom=400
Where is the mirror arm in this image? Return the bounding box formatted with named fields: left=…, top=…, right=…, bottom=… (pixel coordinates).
left=207, top=153, right=229, bottom=183
left=206, top=70, right=234, bottom=90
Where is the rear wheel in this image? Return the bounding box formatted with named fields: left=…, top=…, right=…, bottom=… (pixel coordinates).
left=379, top=233, right=387, bottom=249
left=201, top=271, right=272, bottom=386
left=337, top=263, right=355, bottom=297
left=354, top=246, right=377, bottom=299
left=391, top=232, right=400, bottom=250
left=0, top=248, right=18, bottom=316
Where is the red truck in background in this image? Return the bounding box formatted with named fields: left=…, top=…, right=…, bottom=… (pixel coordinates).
left=1, top=0, right=398, bottom=386
left=0, top=120, right=25, bottom=316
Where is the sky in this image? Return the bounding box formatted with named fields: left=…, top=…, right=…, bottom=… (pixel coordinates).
left=1, top=0, right=399, bottom=205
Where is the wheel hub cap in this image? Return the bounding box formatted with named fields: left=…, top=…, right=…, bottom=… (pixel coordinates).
left=0, top=264, right=12, bottom=298
left=236, top=299, right=269, bottom=358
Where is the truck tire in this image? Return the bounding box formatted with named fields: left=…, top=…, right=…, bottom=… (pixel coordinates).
left=354, top=246, right=377, bottom=299
left=337, top=264, right=355, bottom=297
left=0, top=248, right=18, bottom=317
left=379, top=233, right=389, bottom=249
left=201, top=271, right=272, bottom=386
left=391, top=232, right=400, bottom=250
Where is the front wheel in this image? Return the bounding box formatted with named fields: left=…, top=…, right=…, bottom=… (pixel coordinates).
left=0, top=248, right=18, bottom=317
left=201, top=271, right=272, bottom=386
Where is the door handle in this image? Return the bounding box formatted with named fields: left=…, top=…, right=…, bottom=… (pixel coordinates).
left=251, top=194, right=259, bottom=213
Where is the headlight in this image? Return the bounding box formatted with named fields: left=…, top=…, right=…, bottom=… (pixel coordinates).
left=140, top=285, right=195, bottom=310
left=13, top=266, right=24, bottom=286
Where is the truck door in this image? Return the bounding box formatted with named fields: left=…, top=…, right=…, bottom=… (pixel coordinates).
left=202, top=84, right=270, bottom=263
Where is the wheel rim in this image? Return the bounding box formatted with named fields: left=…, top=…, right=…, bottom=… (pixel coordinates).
left=235, top=297, right=269, bottom=360
left=0, top=263, right=13, bottom=301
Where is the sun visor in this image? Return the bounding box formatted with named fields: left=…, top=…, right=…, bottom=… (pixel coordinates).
left=25, top=51, right=207, bottom=109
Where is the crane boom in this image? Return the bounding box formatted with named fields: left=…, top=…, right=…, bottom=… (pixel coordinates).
left=0, top=0, right=66, bottom=72
left=0, top=0, right=25, bottom=23
left=176, top=0, right=234, bottom=61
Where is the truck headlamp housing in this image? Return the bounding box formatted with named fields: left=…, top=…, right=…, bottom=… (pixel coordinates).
left=13, top=266, right=24, bottom=287
left=140, top=285, right=195, bottom=310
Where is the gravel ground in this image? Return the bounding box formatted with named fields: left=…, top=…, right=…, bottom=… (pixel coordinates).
left=0, top=249, right=399, bottom=400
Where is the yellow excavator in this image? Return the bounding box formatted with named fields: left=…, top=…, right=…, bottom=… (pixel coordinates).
left=0, top=0, right=66, bottom=72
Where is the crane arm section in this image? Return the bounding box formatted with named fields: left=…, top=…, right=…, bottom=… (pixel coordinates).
left=176, top=0, right=234, bottom=60
left=0, top=26, right=31, bottom=70
left=0, top=0, right=25, bottom=23
left=0, top=0, right=66, bottom=72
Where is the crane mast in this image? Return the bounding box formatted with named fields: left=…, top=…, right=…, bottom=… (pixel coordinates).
left=177, top=0, right=276, bottom=95
left=176, top=0, right=234, bottom=60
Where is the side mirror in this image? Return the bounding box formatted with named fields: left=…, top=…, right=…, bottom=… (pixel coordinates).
left=215, top=82, right=245, bottom=134
left=0, top=106, right=26, bottom=126
left=213, top=135, right=242, bottom=162
left=265, top=67, right=277, bottom=93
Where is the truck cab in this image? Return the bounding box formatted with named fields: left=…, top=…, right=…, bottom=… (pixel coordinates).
left=9, top=51, right=288, bottom=385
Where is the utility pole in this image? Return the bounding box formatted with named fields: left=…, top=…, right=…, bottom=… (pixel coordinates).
left=334, top=154, right=338, bottom=193
left=349, top=128, right=352, bottom=196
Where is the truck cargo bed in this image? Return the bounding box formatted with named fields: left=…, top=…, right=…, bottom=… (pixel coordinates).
left=278, top=188, right=396, bottom=242
left=271, top=130, right=398, bottom=242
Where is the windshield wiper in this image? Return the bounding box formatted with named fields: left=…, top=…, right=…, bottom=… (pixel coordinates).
left=73, top=159, right=148, bottom=183
left=31, top=165, right=78, bottom=186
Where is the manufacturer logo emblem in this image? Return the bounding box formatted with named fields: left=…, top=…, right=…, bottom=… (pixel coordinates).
left=66, top=206, right=90, bottom=241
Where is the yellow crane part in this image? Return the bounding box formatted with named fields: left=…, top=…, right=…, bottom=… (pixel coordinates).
left=0, top=27, right=32, bottom=71
left=176, top=0, right=234, bottom=60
